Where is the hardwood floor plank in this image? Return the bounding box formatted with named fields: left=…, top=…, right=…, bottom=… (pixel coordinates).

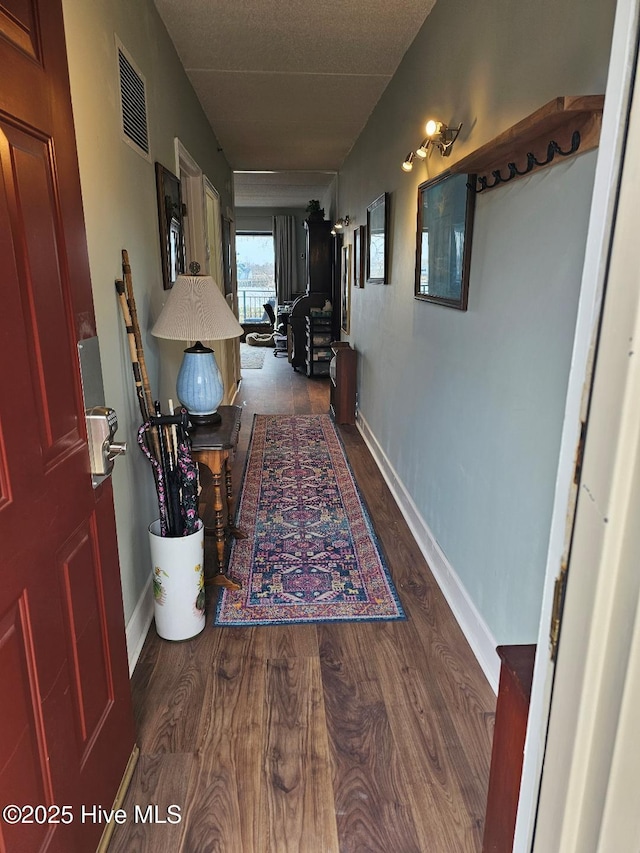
left=262, top=656, right=339, bottom=852
left=372, top=620, right=490, bottom=850
left=108, top=753, right=195, bottom=853
left=133, top=626, right=222, bottom=754
left=180, top=627, right=267, bottom=852
left=260, top=623, right=319, bottom=659
left=318, top=624, right=424, bottom=853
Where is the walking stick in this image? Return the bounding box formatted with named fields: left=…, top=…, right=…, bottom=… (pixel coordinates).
left=115, top=279, right=148, bottom=424
left=122, top=249, right=154, bottom=421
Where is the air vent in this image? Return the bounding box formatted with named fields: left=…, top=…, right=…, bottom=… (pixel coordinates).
left=116, top=39, right=150, bottom=159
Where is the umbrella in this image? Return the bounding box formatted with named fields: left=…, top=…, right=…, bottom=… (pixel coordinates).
left=137, top=406, right=199, bottom=537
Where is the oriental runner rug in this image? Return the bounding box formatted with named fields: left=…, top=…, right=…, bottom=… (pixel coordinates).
left=215, top=414, right=406, bottom=626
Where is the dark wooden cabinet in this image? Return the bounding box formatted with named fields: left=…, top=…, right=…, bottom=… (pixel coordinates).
left=305, top=219, right=333, bottom=293
left=482, top=644, right=536, bottom=853
left=329, top=343, right=357, bottom=425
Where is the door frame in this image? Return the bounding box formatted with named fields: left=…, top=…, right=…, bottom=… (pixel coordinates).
left=175, top=138, right=206, bottom=269
left=513, top=0, right=640, bottom=847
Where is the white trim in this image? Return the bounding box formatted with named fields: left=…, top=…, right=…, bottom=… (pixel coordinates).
left=514, top=1, right=640, bottom=848
left=174, top=138, right=206, bottom=269
left=356, top=412, right=500, bottom=693
left=125, top=575, right=153, bottom=675
left=529, top=11, right=640, bottom=848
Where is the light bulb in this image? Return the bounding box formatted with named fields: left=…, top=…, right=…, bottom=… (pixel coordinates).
left=401, top=152, right=415, bottom=172
left=425, top=119, right=440, bottom=137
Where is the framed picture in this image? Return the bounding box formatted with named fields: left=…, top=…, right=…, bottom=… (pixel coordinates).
left=341, top=244, right=351, bottom=334
left=353, top=225, right=365, bottom=288
left=366, top=192, right=389, bottom=284
left=414, top=171, right=475, bottom=310
left=155, top=162, right=185, bottom=289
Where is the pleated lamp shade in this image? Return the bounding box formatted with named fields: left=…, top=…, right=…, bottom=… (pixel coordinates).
left=151, top=275, right=243, bottom=341
left=151, top=275, right=243, bottom=424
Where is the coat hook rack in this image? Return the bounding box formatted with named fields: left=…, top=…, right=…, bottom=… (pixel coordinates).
left=451, top=96, right=605, bottom=195
left=468, top=131, right=581, bottom=193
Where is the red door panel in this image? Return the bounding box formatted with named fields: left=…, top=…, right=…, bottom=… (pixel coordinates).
left=0, top=1, right=136, bottom=851
left=0, top=1, right=40, bottom=58
left=59, top=521, right=113, bottom=754
left=0, top=597, right=56, bottom=853
left=2, top=121, right=83, bottom=465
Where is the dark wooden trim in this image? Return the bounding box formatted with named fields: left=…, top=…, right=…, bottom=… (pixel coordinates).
left=482, top=644, right=536, bottom=852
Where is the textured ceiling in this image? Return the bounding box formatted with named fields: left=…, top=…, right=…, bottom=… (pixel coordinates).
left=153, top=0, right=436, bottom=207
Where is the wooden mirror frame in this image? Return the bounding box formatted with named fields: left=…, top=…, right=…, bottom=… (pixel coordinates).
left=414, top=171, right=475, bottom=310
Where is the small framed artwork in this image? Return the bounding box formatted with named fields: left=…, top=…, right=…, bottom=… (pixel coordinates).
left=414, top=171, right=475, bottom=310
left=341, top=244, right=351, bottom=334
left=353, top=225, right=365, bottom=288
left=366, top=192, right=390, bottom=284
left=155, top=162, right=185, bottom=289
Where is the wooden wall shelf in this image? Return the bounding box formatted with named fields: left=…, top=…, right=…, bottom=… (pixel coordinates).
left=451, top=95, right=604, bottom=192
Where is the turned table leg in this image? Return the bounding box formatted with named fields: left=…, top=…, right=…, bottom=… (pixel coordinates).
left=209, top=465, right=241, bottom=590
left=225, top=460, right=247, bottom=540
left=210, top=467, right=225, bottom=566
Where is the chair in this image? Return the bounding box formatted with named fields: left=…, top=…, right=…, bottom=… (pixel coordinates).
left=263, top=302, right=277, bottom=327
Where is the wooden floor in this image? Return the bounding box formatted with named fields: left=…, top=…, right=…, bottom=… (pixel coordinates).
left=108, top=351, right=496, bottom=852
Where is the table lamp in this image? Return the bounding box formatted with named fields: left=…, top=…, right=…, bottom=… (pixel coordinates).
left=151, top=269, right=243, bottom=424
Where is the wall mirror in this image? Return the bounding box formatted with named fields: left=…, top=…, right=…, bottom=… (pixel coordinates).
left=366, top=192, right=389, bottom=284
left=415, top=171, right=475, bottom=310
left=155, top=162, right=185, bottom=289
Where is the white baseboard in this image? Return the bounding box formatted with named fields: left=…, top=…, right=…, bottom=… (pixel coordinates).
left=356, top=413, right=501, bottom=693
left=125, top=575, right=153, bottom=675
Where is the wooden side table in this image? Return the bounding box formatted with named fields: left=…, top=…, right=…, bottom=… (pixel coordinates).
left=190, top=405, right=246, bottom=590
left=329, top=342, right=356, bottom=425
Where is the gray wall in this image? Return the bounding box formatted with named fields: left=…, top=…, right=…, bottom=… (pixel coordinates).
left=338, top=0, right=615, bottom=644
left=62, top=0, right=232, bottom=635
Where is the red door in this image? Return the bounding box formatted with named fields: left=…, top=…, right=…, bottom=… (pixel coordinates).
left=0, top=2, right=135, bottom=851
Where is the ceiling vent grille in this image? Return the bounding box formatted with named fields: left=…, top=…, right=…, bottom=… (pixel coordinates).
left=117, top=40, right=150, bottom=159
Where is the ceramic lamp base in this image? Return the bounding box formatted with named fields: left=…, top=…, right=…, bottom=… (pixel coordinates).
left=176, top=342, right=224, bottom=422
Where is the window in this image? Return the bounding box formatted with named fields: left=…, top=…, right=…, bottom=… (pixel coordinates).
left=235, top=233, right=276, bottom=323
